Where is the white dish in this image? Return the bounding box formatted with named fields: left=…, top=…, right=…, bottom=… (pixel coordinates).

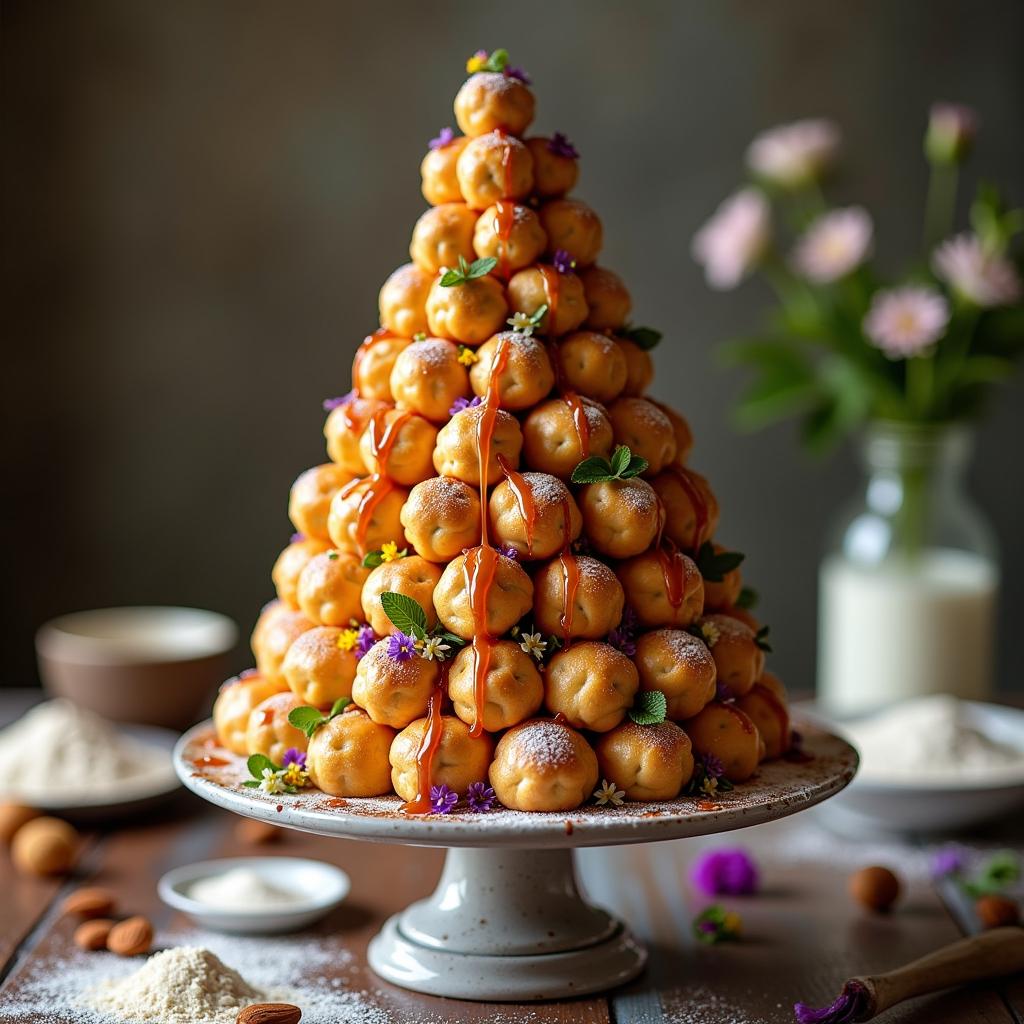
left=158, top=856, right=350, bottom=934
left=797, top=699, right=1024, bottom=834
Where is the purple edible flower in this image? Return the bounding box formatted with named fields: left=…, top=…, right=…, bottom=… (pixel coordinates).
left=290, top=532, right=305, bottom=544
left=466, top=781, right=497, bottom=812
left=355, top=624, right=377, bottom=660
left=700, top=753, right=726, bottom=780
left=553, top=248, right=577, bottom=275
left=282, top=748, right=307, bottom=769
left=387, top=631, right=417, bottom=662
left=499, top=543, right=519, bottom=561
left=449, top=395, right=482, bottom=416
left=689, top=848, right=760, bottom=897
left=322, top=390, right=355, bottom=412
left=547, top=132, right=579, bottom=160
left=430, top=783, right=458, bottom=814
left=715, top=681, right=734, bottom=702
left=930, top=845, right=967, bottom=880
left=505, top=66, right=531, bottom=85
left=794, top=980, right=871, bottom=1024
left=607, top=626, right=636, bottom=657
left=429, top=126, right=455, bottom=150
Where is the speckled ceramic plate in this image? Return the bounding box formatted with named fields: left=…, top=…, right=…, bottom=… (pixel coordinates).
left=174, top=719, right=858, bottom=849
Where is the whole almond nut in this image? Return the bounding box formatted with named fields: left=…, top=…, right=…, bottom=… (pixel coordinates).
left=106, top=915, right=153, bottom=956
left=10, top=816, right=79, bottom=876
left=236, top=1003, right=302, bottom=1024
left=62, top=887, right=117, bottom=919
left=74, top=918, right=115, bottom=951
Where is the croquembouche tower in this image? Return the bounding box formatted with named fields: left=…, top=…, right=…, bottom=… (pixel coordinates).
left=212, top=46, right=793, bottom=821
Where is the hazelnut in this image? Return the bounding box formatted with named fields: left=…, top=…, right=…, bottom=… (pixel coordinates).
left=975, top=894, right=1020, bottom=930
left=74, top=918, right=115, bottom=951
left=106, top=915, right=154, bottom=957
left=849, top=865, right=900, bottom=913
left=0, top=802, right=40, bottom=845
left=11, top=816, right=79, bottom=876
left=62, top=886, right=117, bottom=919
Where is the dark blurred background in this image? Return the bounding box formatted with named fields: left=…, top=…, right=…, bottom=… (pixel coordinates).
left=3, top=0, right=1023, bottom=693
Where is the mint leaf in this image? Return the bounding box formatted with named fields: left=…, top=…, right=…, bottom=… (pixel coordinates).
left=242, top=780, right=260, bottom=788
left=439, top=631, right=467, bottom=648
left=485, top=48, right=509, bottom=73
left=609, top=445, right=631, bottom=478
left=754, top=625, right=773, bottom=653
left=287, top=705, right=327, bottom=738
left=695, top=542, right=745, bottom=583
left=735, top=586, right=759, bottom=609
left=466, top=256, right=497, bottom=280
left=362, top=550, right=384, bottom=569
left=621, top=326, right=662, bottom=350
left=380, top=591, right=428, bottom=640
left=621, top=454, right=649, bottom=479
left=629, top=690, right=667, bottom=726
left=439, top=255, right=497, bottom=287
left=570, top=455, right=614, bottom=484
left=246, top=753, right=276, bottom=780
left=329, top=696, right=351, bottom=718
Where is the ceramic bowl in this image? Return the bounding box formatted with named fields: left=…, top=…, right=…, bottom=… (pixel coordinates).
left=799, top=700, right=1024, bottom=834
left=36, top=606, right=238, bottom=730
left=158, top=856, right=350, bottom=934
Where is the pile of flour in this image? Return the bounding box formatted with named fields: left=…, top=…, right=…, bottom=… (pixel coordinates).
left=0, top=699, right=175, bottom=803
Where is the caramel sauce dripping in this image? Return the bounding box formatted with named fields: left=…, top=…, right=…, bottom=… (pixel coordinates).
left=497, top=453, right=536, bottom=555
left=194, top=755, right=229, bottom=768
left=552, top=712, right=570, bottom=727
left=654, top=539, right=687, bottom=610
left=337, top=475, right=395, bottom=557
left=557, top=496, right=580, bottom=644
left=493, top=201, right=516, bottom=280
left=258, top=709, right=274, bottom=726
left=367, top=407, right=413, bottom=473
left=720, top=700, right=757, bottom=735
left=664, top=464, right=709, bottom=553
left=545, top=331, right=591, bottom=458
left=403, top=673, right=447, bottom=816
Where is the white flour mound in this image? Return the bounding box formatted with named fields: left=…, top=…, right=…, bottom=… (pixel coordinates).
left=0, top=699, right=174, bottom=802
left=88, top=947, right=265, bottom=1024
left=845, top=695, right=1024, bottom=784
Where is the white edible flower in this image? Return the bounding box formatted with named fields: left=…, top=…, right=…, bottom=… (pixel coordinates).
left=419, top=635, right=452, bottom=662
left=746, top=118, right=841, bottom=188
left=519, top=631, right=548, bottom=661
left=507, top=311, right=536, bottom=335
left=258, top=767, right=286, bottom=795
left=700, top=622, right=721, bottom=648
left=593, top=779, right=626, bottom=807
left=791, top=207, right=873, bottom=284
left=932, top=233, right=1022, bottom=308
left=691, top=188, right=772, bottom=291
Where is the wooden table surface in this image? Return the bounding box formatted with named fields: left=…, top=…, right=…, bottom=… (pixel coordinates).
left=1, top=692, right=1022, bottom=1024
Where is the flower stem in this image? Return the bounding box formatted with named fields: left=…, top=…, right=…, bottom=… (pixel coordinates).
left=923, top=162, right=959, bottom=251
left=906, top=353, right=935, bottom=420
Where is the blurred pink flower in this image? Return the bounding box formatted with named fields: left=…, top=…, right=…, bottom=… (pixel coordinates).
left=791, top=206, right=873, bottom=283
left=691, top=188, right=771, bottom=290
left=925, top=103, right=977, bottom=164
left=746, top=118, right=840, bottom=188
left=932, top=233, right=1022, bottom=308
left=863, top=286, right=950, bottom=359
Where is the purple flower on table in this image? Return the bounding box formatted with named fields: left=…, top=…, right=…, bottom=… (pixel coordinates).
left=429, top=126, right=456, bottom=151
left=466, top=781, right=497, bottom=812
left=794, top=979, right=871, bottom=1024
left=547, top=132, right=579, bottom=160
left=282, top=748, right=307, bottom=769
left=290, top=532, right=305, bottom=544
left=689, top=848, right=760, bottom=897
left=355, top=624, right=377, bottom=660
left=553, top=249, right=577, bottom=275
left=387, top=631, right=417, bottom=662
left=505, top=66, right=531, bottom=85
left=322, top=390, right=355, bottom=412
left=449, top=395, right=483, bottom=416
left=498, top=543, right=519, bottom=561
left=930, top=845, right=967, bottom=880
left=430, top=783, right=459, bottom=814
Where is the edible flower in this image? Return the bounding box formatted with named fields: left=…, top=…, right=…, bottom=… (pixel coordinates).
left=685, top=753, right=733, bottom=797
left=430, top=783, right=459, bottom=814
left=715, top=681, right=733, bottom=702
left=699, top=621, right=721, bottom=648
left=692, top=904, right=743, bottom=945
left=607, top=605, right=638, bottom=657
left=466, top=781, right=497, bottom=812
left=791, top=206, right=874, bottom=284
left=506, top=65, right=531, bottom=85
left=690, top=848, right=760, bottom=897
left=387, top=631, right=418, bottom=662
left=519, top=631, right=548, bottom=661
left=418, top=635, right=452, bottom=662
left=553, top=249, right=577, bottom=274
left=449, top=395, right=482, bottom=416
left=932, top=232, right=1022, bottom=308
left=593, top=779, right=626, bottom=807
left=466, top=49, right=489, bottom=74
left=507, top=311, right=536, bottom=333
left=281, top=762, right=309, bottom=788
left=466, top=48, right=510, bottom=75
left=499, top=543, right=519, bottom=561
left=282, top=748, right=306, bottom=769
left=380, top=541, right=402, bottom=563
left=289, top=532, right=305, bottom=544
left=336, top=627, right=360, bottom=652
left=863, top=285, right=950, bottom=359
left=429, top=126, right=455, bottom=150
left=794, top=980, right=871, bottom=1024
left=258, top=767, right=286, bottom=795
left=930, top=845, right=967, bottom=880
left=456, top=344, right=479, bottom=366
left=322, top=391, right=355, bottom=412
left=413, top=331, right=427, bottom=341
left=355, top=624, right=377, bottom=659
left=547, top=132, right=578, bottom=160
left=745, top=118, right=841, bottom=189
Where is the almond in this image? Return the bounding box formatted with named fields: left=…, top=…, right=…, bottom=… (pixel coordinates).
left=236, top=1004, right=302, bottom=1024
left=10, top=816, right=79, bottom=876
left=62, top=886, right=117, bottom=919
left=73, top=918, right=115, bottom=951
left=106, top=915, right=153, bottom=956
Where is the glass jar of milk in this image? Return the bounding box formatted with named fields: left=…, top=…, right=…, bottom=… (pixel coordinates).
left=817, top=422, right=999, bottom=712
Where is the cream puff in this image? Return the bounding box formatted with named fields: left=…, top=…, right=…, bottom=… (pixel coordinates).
left=554, top=331, right=628, bottom=404
left=532, top=555, right=625, bottom=641
left=282, top=625, right=359, bottom=708
left=617, top=338, right=654, bottom=397
left=635, top=629, right=717, bottom=721
left=456, top=130, right=534, bottom=210
left=324, top=396, right=387, bottom=475
left=353, top=332, right=412, bottom=402
left=650, top=466, right=720, bottom=552
left=253, top=607, right=317, bottom=686
left=433, top=547, right=533, bottom=640
left=468, top=331, right=555, bottom=410
left=379, top=262, right=433, bottom=338
left=432, top=402, right=523, bottom=485
left=400, top=476, right=482, bottom=562
left=454, top=72, right=535, bottom=138
left=213, top=672, right=290, bottom=755
left=521, top=397, right=613, bottom=479
left=524, top=135, right=579, bottom=200
left=606, top=398, right=677, bottom=475
left=426, top=272, right=509, bottom=345
left=296, top=549, right=369, bottom=627
left=360, top=555, right=442, bottom=637
left=245, top=691, right=309, bottom=764
left=390, top=715, right=495, bottom=801
left=618, top=548, right=704, bottom=629
left=410, top=203, right=479, bottom=276
left=272, top=536, right=331, bottom=610
left=736, top=682, right=791, bottom=760
left=649, top=399, right=694, bottom=464
left=420, top=133, right=470, bottom=206
left=351, top=638, right=438, bottom=729
left=473, top=203, right=547, bottom=277
left=358, top=409, right=438, bottom=487
left=307, top=708, right=396, bottom=797
left=288, top=464, right=355, bottom=542
left=488, top=471, right=581, bottom=560
left=578, top=477, right=663, bottom=559
left=702, top=543, right=744, bottom=611
left=595, top=721, right=695, bottom=801
left=506, top=265, right=588, bottom=336
left=544, top=641, right=639, bottom=732
left=448, top=639, right=544, bottom=732
left=698, top=614, right=765, bottom=698
left=579, top=266, right=631, bottom=332
left=326, top=477, right=409, bottom=557
left=684, top=702, right=762, bottom=783
left=539, top=199, right=603, bottom=267
left=390, top=338, right=470, bottom=423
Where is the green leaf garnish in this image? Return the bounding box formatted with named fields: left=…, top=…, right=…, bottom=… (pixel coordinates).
left=570, top=445, right=649, bottom=484
left=484, top=48, right=509, bottom=73
left=963, top=850, right=1020, bottom=898
left=246, top=753, right=276, bottom=780
left=439, top=631, right=467, bottom=648
left=735, top=586, right=759, bottom=610
left=439, top=255, right=498, bottom=288
left=694, top=542, right=745, bottom=583
left=754, top=625, right=773, bottom=653
left=380, top=591, right=429, bottom=640
left=287, top=699, right=351, bottom=739
left=629, top=690, right=668, bottom=726
left=329, top=696, right=351, bottom=717
left=620, top=325, right=662, bottom=350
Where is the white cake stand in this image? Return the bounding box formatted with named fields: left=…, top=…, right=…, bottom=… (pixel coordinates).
left=175, top=720, right=857, bottom=1001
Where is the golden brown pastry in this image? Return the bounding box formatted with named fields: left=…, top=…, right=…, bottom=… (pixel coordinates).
left=684, top=701, right=762, bottom=782
left=650, top=466, right=720, bottom=552
left=390, top=338, right=470, bottom=423
left=469, top=331, right=555, bottom=410
left=253, top=607, right=317, bottom=686
left=213, top=674, right=290, bottom=755
left=521, top=397, right=613, bottom=478
left=698, top=614, right=765, bottom=698
left=410, top=203, right=478, bottom=275
left=649, top=399, right=694, bottom=464
left=454, top=72, right=535, bottom=138
left=702, top=543, right=744, bottom=611
left=532, top=556, right=625, bottom=641
left=507, top=265, right=588, bottom=336
left=326, top=478, right=409, bottom=557
left=433, top=547, right=534, bottom=639
left=456, top=130, right=534, bottom=210
left=617, top=338, right=654, bottom=397
left=539, top=199, right=603, bottom=267
left=420, top=134, right=470, bottom=206
left=288, top=464, right=355, bottom=544
left=296, top=549, right=368, bottom=627
left=595, top=721, right=694, bottom=800
left=426, top=272, right=509, bottom=345
left=323, top=396, right=387, bottom=475
left=488, top=471, right=581, bottom=560
left=360, top=556, right=442, bottom=637
left=307, top=708, right=396, bottom=797
left=489, top=719, right=598, bottom=811
left=618, top=549, right=704, bottom=629
left=448, top=639, right=544, bottom=732
left=554, top=331, right=628, bottom=404
left=379, top=262, right=433, bottom=337
left=400, top=476, right=482, bottom=562
left=245, top=691, right=309, bottom=763
left=358, top=409, right=438, bottom=487
left=353, top=333, right=412, bottom=402
left=432, top=402, right=523, bottom=485
left=579, top=266, right=631, bottom=332
left=578, top=477, right=663, bottom=559
left=606, top=398, right=677, bottom=475
left=736, top=682, right=791, bottom=760
left=524, top=135, right=578, bottom=199
left=544, top=641, right=639, bottom=732
left=351, top=638, right=438, bottom=728
left=635, top=629, right=717, bottom=721
left=282, top=625, right=359, bottom=708
left=272, top=537, right=331, bottom=609
left=390, top=715, right=495, bottom=801
left=756, top=669, right=787, bottom=703
left=473, top=203, right=547, bottom=277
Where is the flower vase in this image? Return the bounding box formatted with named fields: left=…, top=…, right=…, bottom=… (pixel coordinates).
left=817, top=422, right=999, bottom=712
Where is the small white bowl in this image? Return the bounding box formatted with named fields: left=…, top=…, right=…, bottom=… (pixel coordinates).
left=158, top=856, right=350, bottom=934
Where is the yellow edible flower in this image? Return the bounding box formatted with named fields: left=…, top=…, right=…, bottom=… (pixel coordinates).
left=466, top=53, right=488, bottom=74
left=457, top=346, right=479, bottom=366
left=282, top=763, right=309, bottom=788
left=380, top=541, right=402, bottom=562
left=336, top=628, right=359, bottom=651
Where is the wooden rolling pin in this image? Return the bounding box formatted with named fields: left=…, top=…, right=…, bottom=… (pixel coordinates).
left=794, top=926, right=1024, bottom=1023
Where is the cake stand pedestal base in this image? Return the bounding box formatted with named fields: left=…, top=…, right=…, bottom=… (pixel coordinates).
left=367, top=846, right=647, bottom=1001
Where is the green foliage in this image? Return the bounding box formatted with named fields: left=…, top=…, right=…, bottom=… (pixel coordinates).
left=619, top=325, right=662, bottom=350
left=439, top=255, right=497, bottom=287
left=628, top=690, right=668, bottom=726
left=571, top=445, right=648, bottom=484
left=694, top=542, right=745, bottom=583
left=380, top=592, right=428, bottom=640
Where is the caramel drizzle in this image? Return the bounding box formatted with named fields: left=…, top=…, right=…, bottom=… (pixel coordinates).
left=338, top=475, right=395, bottom=557
left=557, top=499, right=581, bottom=645
left=403, top=669, right=448, bottom=815
left=664, top=464, right=709, bottom=553
left=366, top=407, right=413, bottom=474
left=258, top=708, right=274, bottom=726
left=493, top=201, right=516, bottom=279
left=720, top=700, right=757, bottom=735
left=497, top=453, right=536, bottom=555
left=545, top=323, right=591, bottom=459
left=351, top=328, right=402, bottom=398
